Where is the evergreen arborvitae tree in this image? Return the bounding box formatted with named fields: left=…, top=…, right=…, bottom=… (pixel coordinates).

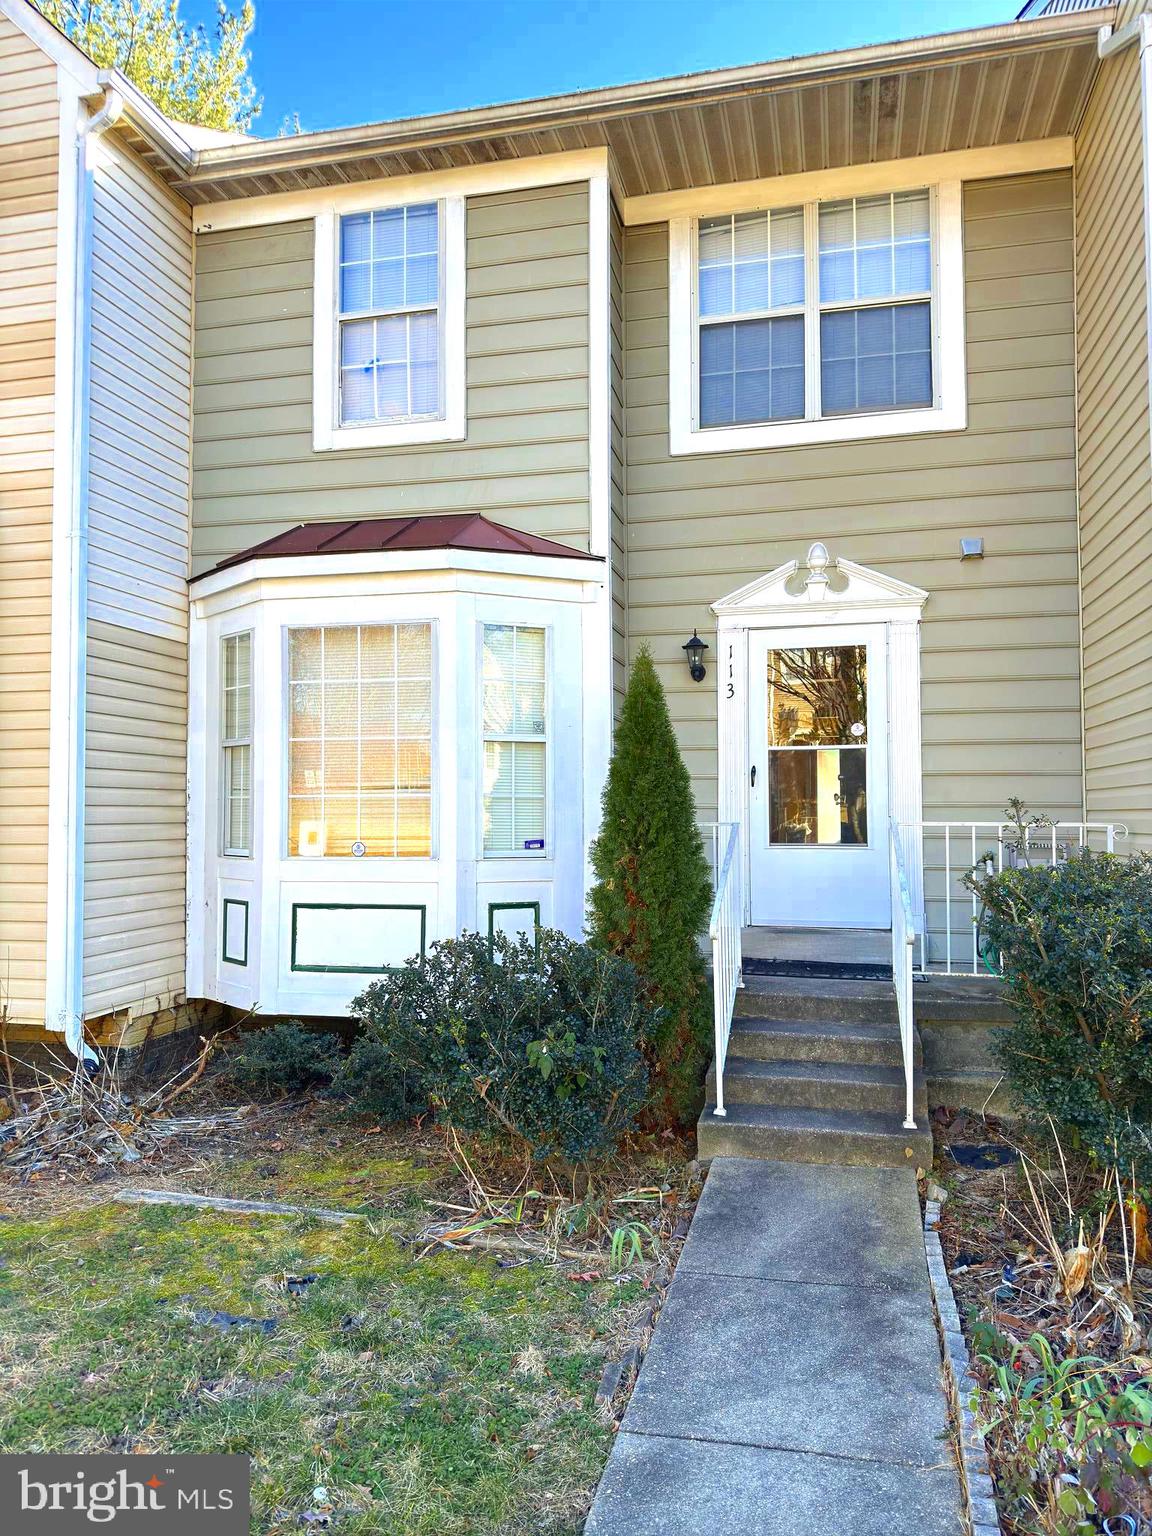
left=588, top=646, right=713, bottom=1126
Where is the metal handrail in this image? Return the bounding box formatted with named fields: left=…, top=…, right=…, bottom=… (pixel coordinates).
left=889, top=820, right=918, bottom=1131
left=705, top=821, right=742, bottom=1119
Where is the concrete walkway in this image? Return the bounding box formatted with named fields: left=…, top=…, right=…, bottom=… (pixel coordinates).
left=586, top=1158, right=964, bottom=1536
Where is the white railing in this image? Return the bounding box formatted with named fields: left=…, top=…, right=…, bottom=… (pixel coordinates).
left=914, top=820, right=1127, bottom=976
left=889, top=821, right=918, bottom=1131
left=702, top=821, right=742, bottom=1118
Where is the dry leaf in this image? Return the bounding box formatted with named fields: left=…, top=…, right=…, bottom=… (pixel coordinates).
left=1132, top=1196, right=1151, bottom=1265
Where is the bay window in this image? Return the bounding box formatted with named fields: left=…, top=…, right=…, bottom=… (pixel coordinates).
left=670, top=180, right=964, bottom=454
left=287, top=623, right=433, bottom=858
left=482, top=624, right=547, bottom=857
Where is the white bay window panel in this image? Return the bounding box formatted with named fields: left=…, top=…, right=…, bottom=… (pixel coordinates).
left=482, top=624, right=547, bottom=857
left=222, top=631, right=252, bottom=856
left=287, top=623, right=433, bottom=859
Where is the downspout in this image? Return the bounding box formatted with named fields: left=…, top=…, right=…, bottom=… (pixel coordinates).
left=57, top=85, right=123, bottom=1065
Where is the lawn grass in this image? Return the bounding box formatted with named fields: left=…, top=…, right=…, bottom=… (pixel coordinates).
left=0, top=1117, right=678, bottom=1534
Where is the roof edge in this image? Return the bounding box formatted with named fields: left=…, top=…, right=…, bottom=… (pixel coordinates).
left=180, top=9, right=1114, bottom=184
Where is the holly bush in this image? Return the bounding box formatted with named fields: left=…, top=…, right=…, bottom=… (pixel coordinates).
left=965, top=837, right=1152, bottom=1178
left=347, top=928, right=651, bottom=1163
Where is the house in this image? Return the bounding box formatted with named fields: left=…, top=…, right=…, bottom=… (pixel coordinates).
left=1, top=0, right=1149, bottom=1156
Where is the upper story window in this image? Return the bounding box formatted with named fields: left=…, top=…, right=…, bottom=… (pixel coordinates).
left=313, top=198, right=466, bottom=452
left=339, top=203, right=440, bottom=425
left=287, top=623, right=433, bottom=858
left=669, top=180, right=964, bottom=455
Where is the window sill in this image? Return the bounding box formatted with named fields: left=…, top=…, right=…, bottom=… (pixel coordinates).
left=313, top=413, right=467, bottom=453
left=670, top=399, right=967, bottom=457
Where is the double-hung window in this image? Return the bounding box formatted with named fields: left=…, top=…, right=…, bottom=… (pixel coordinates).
left=671, top=180, right=964, bottom=453
left=287, top=623, right=433, bottom=859
left=481, top=624, right=547, bottom=857
left=313, top=197, right=466, bottom=451
left=221, top=631, right=253, bottom=857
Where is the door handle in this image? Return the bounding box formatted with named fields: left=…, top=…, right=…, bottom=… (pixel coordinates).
left=750, top=765, right=757, bottom=788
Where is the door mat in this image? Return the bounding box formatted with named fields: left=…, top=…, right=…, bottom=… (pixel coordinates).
left=741, top=957, right=894, bottom=981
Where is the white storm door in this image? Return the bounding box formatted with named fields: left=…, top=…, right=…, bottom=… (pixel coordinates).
left=747, top=624, right=891, bottom=929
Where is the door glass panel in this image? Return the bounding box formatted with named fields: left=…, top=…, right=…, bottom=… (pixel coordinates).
left=767, top=645, right=867, bottom=745
left=766, top=645, right=868, bottom=846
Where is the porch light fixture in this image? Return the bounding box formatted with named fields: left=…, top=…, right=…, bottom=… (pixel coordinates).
left=682, top=630, right=708, bottom=683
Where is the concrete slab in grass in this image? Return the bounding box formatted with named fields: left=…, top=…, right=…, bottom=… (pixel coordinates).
left=586, top=1431, right=965, bottom=1536
left=678, top=1157, right=929, bottom=1292
left=622, top=1270, right=951, bottom=1468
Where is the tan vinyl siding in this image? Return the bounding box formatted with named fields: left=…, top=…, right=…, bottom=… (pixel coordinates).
left=0, top=14, right=57, bottom=1025
left=83, top=621, right=187, bottom=1017
left=83, top=132, right=193, bottom=1016
left=191, top=182, right=590, bottom=571
left=623, top=169, right=1083, bottom=827
left=1075, top=40, right=1152, bottom=847
left=88, top=134, right=193, bottom=642
left=609, top=196, right=627, bottom=709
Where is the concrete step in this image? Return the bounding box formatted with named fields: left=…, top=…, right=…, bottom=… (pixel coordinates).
left=728, top=1016, right=921, bottom=1070
left=697, top=1101, right=934, bottom=1169
left=708, top=1056, right=927, bottom=1118
left=735, top=974, right=899, bottom=1024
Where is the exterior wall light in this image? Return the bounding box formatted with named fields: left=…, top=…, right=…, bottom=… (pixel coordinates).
left=960, top=537, right=984, bottom=559
left=683, top=630, right=708, bottom=682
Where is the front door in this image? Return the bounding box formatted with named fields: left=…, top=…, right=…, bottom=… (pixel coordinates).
left=747, top=625, right=891, bottom=928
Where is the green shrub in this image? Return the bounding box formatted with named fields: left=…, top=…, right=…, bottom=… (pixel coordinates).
left=335, top=1034, right=428, bottom=1124
left=231, top=1021, right=342, bottom=1095
left=964, top=813, right=1152, bottom=1178
left=349, top=928, right=650, bottom=1161
left=587, top=645, right=713, bottom=1127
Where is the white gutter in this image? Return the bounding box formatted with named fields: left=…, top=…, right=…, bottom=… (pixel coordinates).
left=44, top=83, right=124, bottom=1067
left=1098, top=16, right=1152, bottom=474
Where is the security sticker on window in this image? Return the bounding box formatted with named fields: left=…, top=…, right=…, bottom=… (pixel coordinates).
left=1, top=1455, right=250, bottom=1531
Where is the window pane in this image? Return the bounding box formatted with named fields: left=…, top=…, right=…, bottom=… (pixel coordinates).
left=700, top=316, right=804, bottom=427
left=819, top=301, right=931, bottom=416
left=819, top=190, right=930, bottom=305
left=767, top=646, right=868, bottom=747
left=221, top=633, right=252, bottom=855
left=287, top=624, right=433, bottom=858
left=698, top=207, right=803, bottom=321
left=769, top=748, right=867, bottom=845
left=482, top=626, right=547, bottom=857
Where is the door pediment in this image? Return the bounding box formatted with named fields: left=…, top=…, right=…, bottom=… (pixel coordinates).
left=712, top=543, right=928, bottom=624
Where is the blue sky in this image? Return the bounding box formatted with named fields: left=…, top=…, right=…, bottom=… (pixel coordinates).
left=184, top=0, right=1017, bottom=138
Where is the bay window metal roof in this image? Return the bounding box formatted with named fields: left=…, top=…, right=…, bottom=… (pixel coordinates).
left=197, top=513, right=602, bottom=578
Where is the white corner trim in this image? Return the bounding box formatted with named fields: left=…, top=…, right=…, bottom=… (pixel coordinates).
left=622, top=137, right=1073, bottom=225
left=583, top=171, right=615, bottom=893
left=193, top=147, right=611, bottom=235
left=312, top=196, right=466, bottom=452
left=44, top=84, right=91, bottom=1053
left=670, top=180, right=966, bottom=456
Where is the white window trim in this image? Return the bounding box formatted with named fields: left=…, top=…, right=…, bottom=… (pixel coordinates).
left=479, top=621, right=551, bottom=861
left=668, top=179, right=965, bottom=456
left=313, top=197, right=466, bottom=452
